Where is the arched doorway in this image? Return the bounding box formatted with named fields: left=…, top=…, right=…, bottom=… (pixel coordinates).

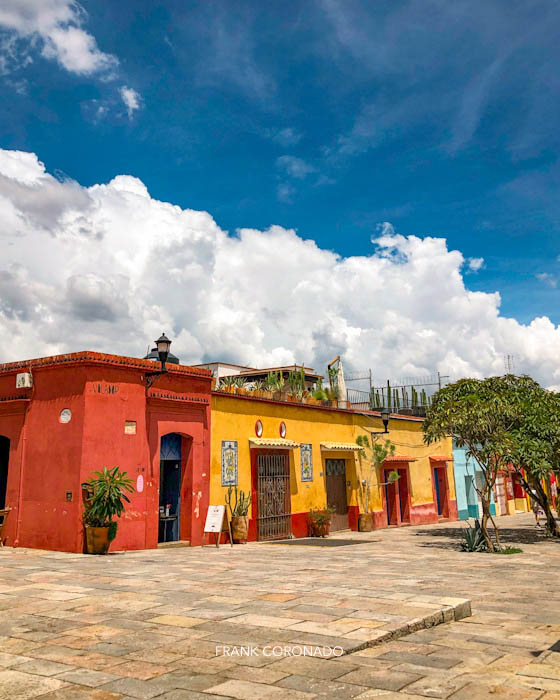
left=0, top=436, right=9, bottom=510
left=159, top=433, right=192, bottom=543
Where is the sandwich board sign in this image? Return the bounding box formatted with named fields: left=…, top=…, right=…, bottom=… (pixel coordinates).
left=203, top=505, right=233, bottom=547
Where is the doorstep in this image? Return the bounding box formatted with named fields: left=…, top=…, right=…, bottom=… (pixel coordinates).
left=157, top=540, right=190, bottom=549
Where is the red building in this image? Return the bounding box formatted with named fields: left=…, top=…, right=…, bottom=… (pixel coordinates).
left=0, top=352, right=211, bottom=552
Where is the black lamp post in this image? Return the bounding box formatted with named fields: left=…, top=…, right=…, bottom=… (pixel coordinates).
left=370, top=407, right=390, bottom=435
left=145, top=333, right=172, bottom=388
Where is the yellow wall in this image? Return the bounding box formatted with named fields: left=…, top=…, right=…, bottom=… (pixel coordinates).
left=211, top=394, right=454, bottom=518
left=355, top=413, right=455, bottom=510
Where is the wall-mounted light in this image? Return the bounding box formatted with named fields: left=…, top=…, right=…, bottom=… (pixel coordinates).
left=370, top=407, right=390, bottom=435
left=145, top=333, right=172, bottom=389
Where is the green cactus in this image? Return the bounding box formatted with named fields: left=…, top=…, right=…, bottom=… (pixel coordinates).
left=226, top=486, right=252, bottom=517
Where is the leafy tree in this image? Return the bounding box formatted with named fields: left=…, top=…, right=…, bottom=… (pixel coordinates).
left=424, top=375, right=560, bottom=550
left=495, top=375, right=560, bottom=537
left=424, top=377, right=514, bottom=550
left=356, top=435, right=396, bottom=514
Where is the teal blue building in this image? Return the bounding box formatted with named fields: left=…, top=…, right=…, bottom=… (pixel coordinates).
left=453, top=442, right=496, bottom=519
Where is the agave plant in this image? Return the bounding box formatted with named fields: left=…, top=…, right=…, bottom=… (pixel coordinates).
left=219, top=375, right=236, bottom=390
left=461, top=519, right=488, bottom=552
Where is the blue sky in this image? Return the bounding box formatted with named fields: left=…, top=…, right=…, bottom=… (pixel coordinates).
left=1, top=1, right=559, bottom=335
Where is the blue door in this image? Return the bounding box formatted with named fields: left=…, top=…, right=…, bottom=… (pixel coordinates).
left=159, top=434, right=182, bottom=542
left=434, top=469, right=442, bottom=515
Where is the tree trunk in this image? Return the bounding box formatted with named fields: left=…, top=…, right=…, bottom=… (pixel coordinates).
left=518, top=472, right=560, bottom=538
left=480, top=495, right=496, bottom=552
left=534, top=479, right=559, bottom=537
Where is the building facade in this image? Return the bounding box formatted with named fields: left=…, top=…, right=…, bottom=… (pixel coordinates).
left=0, top=351, right=457, bottom=552
left=0, top=352, right=212, bottom=552
left=453, top=443, right=497, bottom=519
left=211, top=391, right=457, bottom=542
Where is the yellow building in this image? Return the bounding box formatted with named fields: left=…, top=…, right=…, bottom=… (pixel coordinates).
left=210, top=391, right=456, bottom=541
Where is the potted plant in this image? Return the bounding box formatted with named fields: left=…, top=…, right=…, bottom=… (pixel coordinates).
left=266, top=371, right=285, bottom=400
left=233, top=377, right=246, bottom=395
left=82, top=467, right=134, bottom=554
left=226, top=486, right=251, bottom=543
left=252, top=380, right=264, bottom=398
left=219, top=375, right=236, bottom=393
left=356, top=435, right=396, bottom=531
left=312, top=379, right=328, bottom=406
left=308, top=507, right=333, bottom=537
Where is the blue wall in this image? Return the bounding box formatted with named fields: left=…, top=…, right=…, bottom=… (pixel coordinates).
left=453, top=442, right=496, bottom=519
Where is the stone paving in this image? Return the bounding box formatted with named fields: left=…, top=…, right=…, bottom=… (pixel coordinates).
left=0, top=513, right=559, bottom=699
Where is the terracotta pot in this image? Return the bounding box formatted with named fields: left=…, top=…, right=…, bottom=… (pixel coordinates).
left=358, top=514, right=373, bottom=532
left=231, top=515, right=249, bottom=543
left=311, top=522, right=330, bottom=537
left=85, top=526, right=110, bottom=554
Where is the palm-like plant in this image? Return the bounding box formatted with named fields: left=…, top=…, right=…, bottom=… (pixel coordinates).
left=82, top=467, right=134, bottom=540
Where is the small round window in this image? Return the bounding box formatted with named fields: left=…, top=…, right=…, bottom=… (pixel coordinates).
left=279, top=421, right=287, bottom=438
left=59, top=409, right=72, bottom=424
left=255, top=419, right=263, bottom=437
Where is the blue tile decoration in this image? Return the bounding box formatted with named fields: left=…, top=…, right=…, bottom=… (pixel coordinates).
left=300, top=443, right=313, bottom=482
left=221, top=440, right=238, bottom=486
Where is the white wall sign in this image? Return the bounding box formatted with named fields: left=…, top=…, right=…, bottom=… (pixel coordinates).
left=136, top=474, right=144, bottom=493
left=204, top=505, right=226, bottom=533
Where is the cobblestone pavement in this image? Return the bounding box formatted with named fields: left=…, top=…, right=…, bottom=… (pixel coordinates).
left=0, top=513, right=558, bottom=699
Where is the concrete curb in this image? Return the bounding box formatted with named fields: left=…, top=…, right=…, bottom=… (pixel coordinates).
left=339, top=598, right=472, bottom=656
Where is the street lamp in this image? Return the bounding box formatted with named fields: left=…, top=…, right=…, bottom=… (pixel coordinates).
left=370, top=407, right=390, bottom=435
left=145, top=333, right=172, bottom=388
left=155, top=333, right=172, bottom=370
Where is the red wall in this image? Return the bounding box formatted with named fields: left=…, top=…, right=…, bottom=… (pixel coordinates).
left=0, top=354, right=211, bottom=553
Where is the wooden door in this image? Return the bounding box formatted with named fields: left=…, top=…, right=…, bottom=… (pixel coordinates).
left=325, top=459, right=349, bottom=531
left=384, top=470, right=399, bottom=525
left=397, top=468, right=410, bottom=523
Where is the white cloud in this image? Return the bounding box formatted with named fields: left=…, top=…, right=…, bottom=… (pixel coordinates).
left=536, top=272, right=557, bottom=288
left=467, top=257, right=485, bottom=272
left=276, top=156, right=316, bottom=179
left=276, top=182, right=295, bottom=204
left=119, top=86, right=142, bottom=119
left=0, top=0, right=117, bottom=75
left=1, top=147, right=560, bottom=388
left=268, top=128, right=302, bottom=147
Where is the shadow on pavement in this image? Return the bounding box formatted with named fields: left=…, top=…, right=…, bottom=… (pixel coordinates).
left=414, top=525, right=560, bottom=548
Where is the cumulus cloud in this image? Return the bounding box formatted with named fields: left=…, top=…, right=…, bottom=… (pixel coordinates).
left=0, top=0, right=117, bottom=75
left=1, top=147, right=560, bottom=388
left=119, top=85, right=142, bottom=119
left=467, top=257, right=485, bottom=272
